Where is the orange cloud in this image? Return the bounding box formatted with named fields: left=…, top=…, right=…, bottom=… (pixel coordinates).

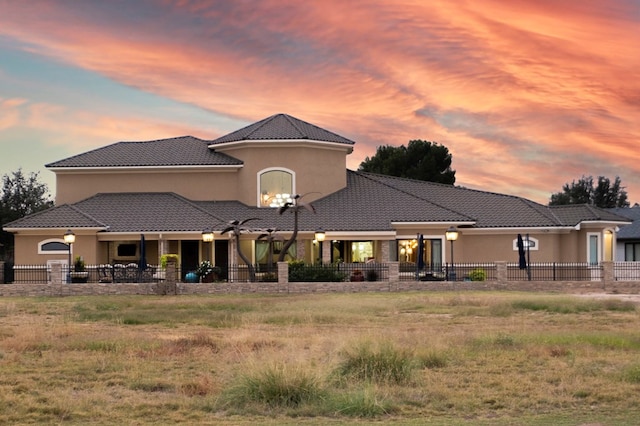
left=0, top=1, right=639, bottom=203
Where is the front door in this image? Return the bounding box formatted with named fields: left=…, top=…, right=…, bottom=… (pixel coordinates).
left=181, top=240, right=199, bottom=281
left=215, top=240, right=229, bottom=281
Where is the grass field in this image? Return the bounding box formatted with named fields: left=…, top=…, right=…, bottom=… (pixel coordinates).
left=0, top=291, right=639, bottom=425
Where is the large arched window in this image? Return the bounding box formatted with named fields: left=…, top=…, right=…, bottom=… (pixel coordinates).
left=258, top=168, right=294, bottom=207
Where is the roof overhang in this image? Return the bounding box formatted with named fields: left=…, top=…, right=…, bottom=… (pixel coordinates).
left=3, top=227, right=107, bottom=234
left=391, top=221, right=476, bottom=229
left=47, top=165, right=243, bottom=174
left=574, top=220, right=632, bottom=231
left=211, top=139, right=354, bottom=154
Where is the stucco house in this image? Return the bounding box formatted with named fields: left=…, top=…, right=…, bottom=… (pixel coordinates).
left=3, top=113, right=630, bottom=278
left=608, top=206, right=640, bottom=261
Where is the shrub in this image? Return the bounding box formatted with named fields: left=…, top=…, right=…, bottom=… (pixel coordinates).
left=335, top=341, right=415, bottom=385
left=288, top=261, right=347, bottom=282
left=222, top=364, right=324, bottom=408
left=468, top=268, right=486, bottom=281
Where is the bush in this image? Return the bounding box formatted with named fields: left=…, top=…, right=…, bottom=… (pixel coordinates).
left=468, top=268, right=486, bottom=281
left=223, top=364, right=324, bottom=408
left=288, top=261, right=347, bottom=282
left=335, top=341, right=415, bottom=385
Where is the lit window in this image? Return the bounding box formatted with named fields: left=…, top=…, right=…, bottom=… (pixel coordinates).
left=258, top=169, right=294, bottom=207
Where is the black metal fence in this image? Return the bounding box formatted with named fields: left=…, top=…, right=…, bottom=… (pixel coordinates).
left=507, top=262, right=602, bottom=281
left=6, top=261, right=640, bottom=284
left=614, top=262, right=640, bottom=281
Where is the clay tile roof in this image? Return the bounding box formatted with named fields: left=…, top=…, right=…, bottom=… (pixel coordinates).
left=46, top=136, right=242, bottom=168
left=209, top=113, right=355, bottom=145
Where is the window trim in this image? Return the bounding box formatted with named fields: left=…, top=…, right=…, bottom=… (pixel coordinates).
left=512, top=236, right=538, bottom=251
left=256, top=167, right=296, bottom=207
left=38, top=239, right=70, bottom=255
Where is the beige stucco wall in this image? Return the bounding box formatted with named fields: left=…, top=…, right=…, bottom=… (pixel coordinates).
left=217, top=144, right=348, bottom=205
left=55, top=169, right=240, bottom=205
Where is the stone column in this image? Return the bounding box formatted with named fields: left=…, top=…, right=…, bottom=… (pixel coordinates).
left=388, top=261, right=399, bottom=282
left=495, top=261, right=507, bottom=286
left=158, top=258, right=177, bottom=295
left=277, top=261, right=289, bottom=284
left=321, top=241, right=331, bottom=264
left=601, top=261, right=613, bottom=288
left=50, top=263, right=63, bottom=284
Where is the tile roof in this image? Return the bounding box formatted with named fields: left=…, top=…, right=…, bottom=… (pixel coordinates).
left=5, top=173, right=631, bottom=235
left=209, top=113, right=355, bottom=145
left=607, top=206, right=640, bottom=239
left=46, top=136, right=243, bottom=168
left=358, top=172, right=563, bottom=228
left=549, top=204, right=631, bottom=226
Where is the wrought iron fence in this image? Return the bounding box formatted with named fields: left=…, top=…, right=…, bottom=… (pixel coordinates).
left=449, top=263, right=497, bottom=281
left=507, top=262, right=602, bottom=281
left=613, top=262, right=640, bottom=281
left=288, top=262, right=389, bottom=282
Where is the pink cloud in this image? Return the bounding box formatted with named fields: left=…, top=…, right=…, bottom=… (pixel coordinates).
left=0, top=1, right=639, bottom=203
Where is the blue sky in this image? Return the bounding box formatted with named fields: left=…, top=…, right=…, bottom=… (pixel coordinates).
left=1, top=0, right=639, bottom=204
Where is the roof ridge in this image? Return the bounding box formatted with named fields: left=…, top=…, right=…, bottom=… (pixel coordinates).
left=67, top=203, right=109, bottom=228
left=352, top=171, right=476, bottom=222
left=165, top=192, right=229, bottom=226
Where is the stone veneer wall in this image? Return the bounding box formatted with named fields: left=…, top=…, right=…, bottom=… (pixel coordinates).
left=1, top=279, right=639, bottom=298
left=1, top=261, right=639, bottom=297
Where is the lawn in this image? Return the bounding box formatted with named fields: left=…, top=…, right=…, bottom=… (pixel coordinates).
left=0, top=292, right=639, bottom=425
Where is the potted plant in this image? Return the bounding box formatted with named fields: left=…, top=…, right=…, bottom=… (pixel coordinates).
left=70, top=256, right=89, bottom=283
left=350, top=269, right=364, bottom=282
left=196, top=260, right=220, bottom=283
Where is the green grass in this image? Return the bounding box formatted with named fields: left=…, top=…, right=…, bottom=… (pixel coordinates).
left=0, top=292, right=639, bottom=424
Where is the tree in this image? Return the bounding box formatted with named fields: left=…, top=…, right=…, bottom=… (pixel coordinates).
left=358, top=140, right=456, bottom=184
left=221, top=218, right=260, bottom=282
left=549, top=175, right=629, bottom=208
left=277, top=194, right=316, bottom=262
left=0, top=169, right=54, bottom=261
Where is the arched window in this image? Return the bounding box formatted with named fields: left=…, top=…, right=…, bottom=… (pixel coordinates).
left=512, top=236, right=539, bottom=251
left=38, top=239, right=69, bottom=254
left=258, top=168, right=294, bottom=207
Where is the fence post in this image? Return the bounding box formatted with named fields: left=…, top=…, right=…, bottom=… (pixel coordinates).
left=50, top=263, right=63, bottom=285
left=601, top=261, right=613, bottom=289
left=388, top=261, right=399, bottom=282
left=158, top=258, right=177, bottom=295
left=277, top=261, right=288, bottom=284
left=495, top=261, right=507, bottom=286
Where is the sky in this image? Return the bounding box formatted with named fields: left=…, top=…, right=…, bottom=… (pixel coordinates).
left=0, top=0, right=639, bottom=205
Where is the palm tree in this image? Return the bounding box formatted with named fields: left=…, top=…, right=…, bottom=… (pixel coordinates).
left=256, top=228, right=283, bottom=275
left=221, top=218, right=260, bottom=282
left=277, top=194, right=316, bottom=262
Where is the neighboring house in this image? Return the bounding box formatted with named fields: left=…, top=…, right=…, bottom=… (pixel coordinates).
left=608, top=206, right=640, bottom=261
left=3, top=113, right=631, bottom=276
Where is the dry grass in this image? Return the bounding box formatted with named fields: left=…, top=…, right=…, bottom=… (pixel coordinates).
left=0, top=292, right=639, bottom=425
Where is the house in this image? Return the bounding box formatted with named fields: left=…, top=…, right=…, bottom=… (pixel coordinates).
left=3, top=113, right=631, bottom=278
left=608, top=206, right=640, bottom=261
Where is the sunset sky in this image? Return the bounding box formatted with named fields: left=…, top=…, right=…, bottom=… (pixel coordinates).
left=1, top=0, right=638, bottom=205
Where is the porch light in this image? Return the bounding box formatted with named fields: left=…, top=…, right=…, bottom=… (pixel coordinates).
left=201, top=229, right=214, bottom=243
left=445, top=226, right=459, bottom=281
left=63, top=229, right=75, bottom=283
left=445, top=226, right=459, bottom=242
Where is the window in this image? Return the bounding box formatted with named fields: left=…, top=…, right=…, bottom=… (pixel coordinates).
left=625, top=243, right=640, bottom=261
left=255, top=240, right=296, bottom=264
left=512, top=236, right=538, bottom=251
left=351, top=241, right=374, bottom=263
left=587, top=233, right=600, bottom=265
left=397, top=238, right=443, bottom=268
left=38, top=239, right=69, bottom=254
left=258, top=168, right=294, bottom=207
